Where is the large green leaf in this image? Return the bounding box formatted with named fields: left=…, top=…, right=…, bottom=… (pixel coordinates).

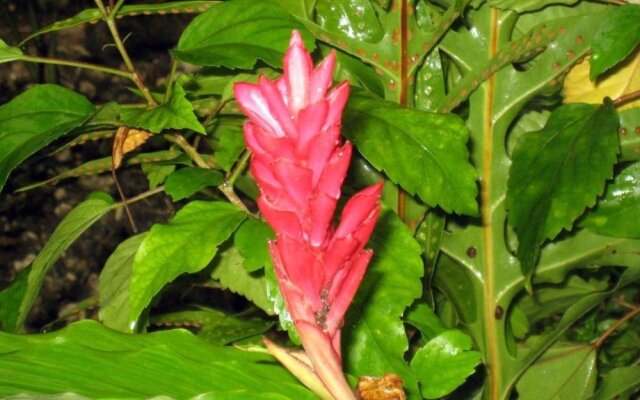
left=590, top=4, right=640, bottom=80
left=129, top=202, right=246, bottom=329
left=619, top=108, right=640, bottom=162
left=343, top=210, right=423, bottom=398
left=507, top=102, right=619, bottom=278
left=581, top=162, right=640, bottom=239
left=210, top=247, right=274, bottom=315
left=516, top=343, right=597, bottom=400
left=2, top=193, right=115, bottom=332
left=0, top=39, right=23, bottom=63
left=99, top=234, right=147, bottom=332
left=410, top=330, right=482, bottom=399
left=0, top=84, right=95, bottom=193
left=0, top=320, right=315, bottom=399
left=343, top=90, right=478, bottom=216
left=174, top=0, right=314, bottom=69
left=588, top=366, right=640, bottom=400
left=315, top=0, right=383, bottom=43
left=0, top=267, right=29, bottom=332
left=121, top=83, right=205, bottom=134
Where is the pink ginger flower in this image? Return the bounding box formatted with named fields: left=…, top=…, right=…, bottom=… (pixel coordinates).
left=234, top=31, right=382, bottom=399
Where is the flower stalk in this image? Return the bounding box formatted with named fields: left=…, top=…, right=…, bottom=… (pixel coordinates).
left=234, top=31, right=383, bottom=399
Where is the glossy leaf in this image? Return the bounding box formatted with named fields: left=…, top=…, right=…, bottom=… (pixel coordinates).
left=0, top=84, right=95, bottom=193
left=516, top=343, right=596, bottom=400
left=565, top=54, right=640, bottom=110
left=0, top=320, right=316, bottom=399
left=99, top=234, right=147, bottom=333
left=410, top=330, right=482, bottom=399
left=343, top=90, right=478, bottom=216
left=581, top=162, right=640, bottom=239
left=150, top=308, right=273, bottom=346
left=588, top=366, right=640, bottom=400
left=0, top=39, right=23, bottom=63
left=174, top=0, right=313, bottom=69
left=129, top=202, right=246, bottom=328
left=590, top=4, right=640, bottom=80
left=211, top=247, right=273, bottom=315
left=315, top=0, right=384, bottom=43
left=121, top=83, right=205, bottom=134
left=11, top=193, right=114, bottom=332
left=507, top=102, right=619, bottom=278
left=343, top=210, right=423, bottom=398
left=164, top=167, right=224, bottom=201
left=234, top=219, right=274, bottom=272
left=21, top=1, right=217, bottom=45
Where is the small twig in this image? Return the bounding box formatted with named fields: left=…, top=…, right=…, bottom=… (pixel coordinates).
left=593, top=304, right=640, bottom=349
left=112, top=168, right=138, bottom=233
left=121, top=185, right=166, bottom=205
left=20, top=55, right=133, bottom=79
left=612, top=90, right=640, bottom=108
left=95, top=0, right=157, bottom=106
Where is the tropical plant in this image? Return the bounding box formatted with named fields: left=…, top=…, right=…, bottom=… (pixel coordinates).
left=0, top=0, right=639, bottom=399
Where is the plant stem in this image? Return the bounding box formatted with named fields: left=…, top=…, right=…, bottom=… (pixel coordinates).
left=95, top=0, right=157, bottom=106
left=21, top=55, right=133, bottom=79
left=594, top=304, right=640, bottom=349
left=118, top=185, right=165, bottom=206
left=169, top=134, right=212, bottom=169
left=227, top=151, right=251, bottom=186
left=164, top=58, right=179, bottom=103
left=612, top=90, right=640, bottom=108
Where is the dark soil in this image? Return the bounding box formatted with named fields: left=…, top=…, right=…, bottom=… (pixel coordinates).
left=0, top=0, right=195, bottom=331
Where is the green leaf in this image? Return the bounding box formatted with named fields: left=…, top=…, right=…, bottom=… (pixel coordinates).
left=343, top=90, right=478, bottom=216
left=315, top=0, right=384, bottom=43
left=0, top=320, right=316, bottom=399
left=99, top=234, right=147, bottom=333
left=0, top=267, right=30, bottom=332
left=619, top=108, right=640, bottom=162
left=507, top=102, right=619, bottom=278
left=516, top=343, right=597, bottom=400
left=129, top=202, right=246, bottom=328
left=213, top=123, right=246, bottom=171
left=174, top=0, right=314, bottom=69
left=150, top=308, right=273, bottom=346
left=488, top=0, right=579, bottom=13
left=344, top=210, right=423, bottom=398
left=0, top=84, right=95, bottom=193
left=590, top=5, right=640, bottom=80
left=410, top=330, right=482, bottom=399
left=581, top=162, right=640, bottom=239
left=121, top=83, right=205, bottom=134
left=141, top=163, right=175, bottom=189
left=234, top=219, right=274, bottom=272
left=20, top=2, right=216, bottom=45
left=588, top=366, right=640, bottom=400
left=164, top=167, right=224, bottom=201
left=264, top=251, right=299, bottom=343
left=12, top=193, right=114, bottom=332
left=211, top=247, right=274, bottom=315
left=0, top=39, right=23, bottom=63
left=404, top=302, right=447, bottom=341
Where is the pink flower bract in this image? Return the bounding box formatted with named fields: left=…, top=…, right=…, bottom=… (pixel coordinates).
left=234, top=30, right=382, bottom=400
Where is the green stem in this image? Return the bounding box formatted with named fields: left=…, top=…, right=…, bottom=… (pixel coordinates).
left=117, top=185, right=165, bottom=206
left=95, top=0, right=157, bottom=106
left=227, top=151, right=250, bottom=186
left=164, top=58, right=179, bottom=103
left=21, top=55, right=133, bottom=79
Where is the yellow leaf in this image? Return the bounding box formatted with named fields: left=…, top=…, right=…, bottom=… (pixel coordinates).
left=111, top=127, right=152, bottom=169
left=563, top=52, right=640, bottom=110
